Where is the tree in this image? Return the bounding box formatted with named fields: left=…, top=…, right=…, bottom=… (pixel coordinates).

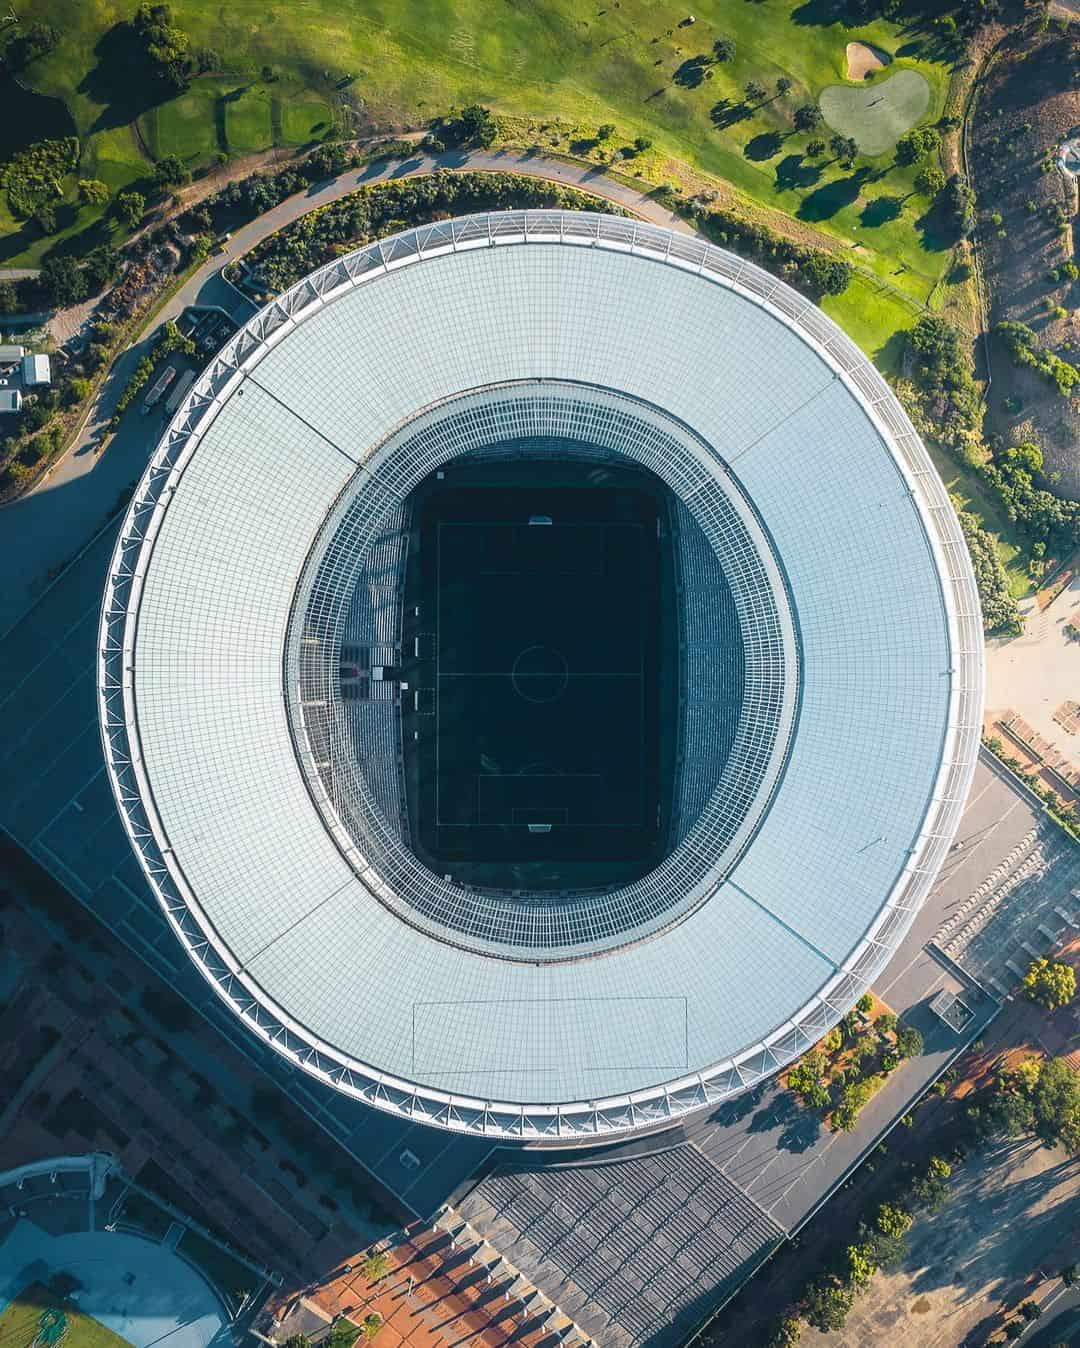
left=942, top=173, right=977, bottom=237
left=1019, top=1301, right=1042, bottom=1322
left=77, top=179, right=111, bottom=207
left=822, top=1026, right=843, bottom=1053
left=1004, top=1324, right=1025, bottom=1341
left=363, top=1249, right=389, bottom=1282
left=1060, top=1263, right=1078, bottom=1287
left=896, top=1025, right=923, bottom=1059
left=1023, top=958, right=1076, bottom=1012
left=597, top=123, right=616, bottom=140
left=875, top=1203, right=912, bottom=1237
left=802, top=1279, right=854, bottom=1333
left=713, top=37, right=736, bottom=61
left=805, top=139, right=825, bottom=157
left=0, top=283, right=17, bottom=316
left=633, top=135, right=653, bottom=152
left=896, top=126, right=941, bottom=165
left=846, top=1243, right=877, bottom=1288
left=40, top=255, right=87, bottom=307
left=875, top=1011, right=897, bottom=1036
left=282, top=1337, right=311, bottom=1348
left=132, top=3, right=192, bottom=91
left=65, top=378, right=93, bottom=406
left=830, top=134, right=858, bottom=167
left=1031, top=1057, right=1080, bottom=1151
left=767, top=1317, right=801, bottom=1347
left=153, top=154, right=191, bottom=191
left=4, top=21, right=59, bottom=69
left=915, top=164, right=946, bottom=198
left=793, top=104, right=823, bottom=134
left=457, top=104, right=498, bottom=148
left=114, top=191, right=146, bottom=230
left=745, top=80, right=767, bottom=103
left=363, top=1316, right=382, bottom=1341
left=776, top=76, right=793, bottom=96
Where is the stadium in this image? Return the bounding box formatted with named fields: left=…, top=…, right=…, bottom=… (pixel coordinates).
left=98, top=210, right=983, bottom=1143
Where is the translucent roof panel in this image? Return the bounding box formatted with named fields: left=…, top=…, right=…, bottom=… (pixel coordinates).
left=99, top=212, right=983, bottom=1140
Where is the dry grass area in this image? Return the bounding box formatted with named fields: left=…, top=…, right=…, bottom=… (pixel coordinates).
left=971, top=28, right=1080, bottom=490
left=817, top=1136, right=1080, bottom=1347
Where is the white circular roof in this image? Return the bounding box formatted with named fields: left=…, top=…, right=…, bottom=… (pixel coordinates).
left=99, top=211, right=983, bottom=1141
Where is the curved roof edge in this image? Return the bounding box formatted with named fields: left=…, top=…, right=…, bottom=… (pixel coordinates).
left=97, top=210, right=984, bottom=1142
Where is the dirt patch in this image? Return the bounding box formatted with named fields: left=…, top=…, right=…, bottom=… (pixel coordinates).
left=846, top=40, right=891, bottom=80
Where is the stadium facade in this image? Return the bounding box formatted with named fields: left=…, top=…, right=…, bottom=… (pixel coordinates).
left=99, top=211, right=983, bottom=1143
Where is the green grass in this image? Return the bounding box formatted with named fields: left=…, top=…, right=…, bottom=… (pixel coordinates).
left=4, top=0, right=957, bottom=357
left=821, top=272, right=920, bottom=375
left=820, top=67, right=931, bottom=155
left=0, top=1284, right=132, bottom=1348
left=281, top=92, right=336, bottom=145
left=223, top=85, right=275, bottom=154
left=925, top=439, right=1033, bottom=598
left=141, top=83, right=224, bottom=162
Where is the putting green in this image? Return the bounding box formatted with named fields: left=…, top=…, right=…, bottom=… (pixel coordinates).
left=820, top=69, right=930, bottom=157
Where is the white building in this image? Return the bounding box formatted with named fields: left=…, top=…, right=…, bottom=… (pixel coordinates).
left=20, top=353, right=51, bottom=387
left=0, top=345, right=25, bottom=366
left=0, top=389, right=23, bottom=414
left=99, top=212, right=983, bottom=1143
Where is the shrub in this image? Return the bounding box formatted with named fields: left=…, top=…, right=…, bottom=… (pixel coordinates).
left=896, top=1025, right=923, bottom=1059
left=1023, top=958, right=1076, bottom=1011
left=713, top=37, right=736, bottom=61
left=1, top=137, right=79, bottom=219
left=78, top=178, right=111, bottom=207
left=896, top=126, right=941, bottom=165
left=363, top=1249, right=389, bottom=1283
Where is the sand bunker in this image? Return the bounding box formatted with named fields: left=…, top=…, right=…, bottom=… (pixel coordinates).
left=846, top=41, right=891, bottom=80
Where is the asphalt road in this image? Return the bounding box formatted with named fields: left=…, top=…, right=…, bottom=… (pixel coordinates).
left=0, top=149, right=689, bottom=635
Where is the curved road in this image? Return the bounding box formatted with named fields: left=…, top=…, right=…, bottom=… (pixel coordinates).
left=0, top=148, right=692, bottom=634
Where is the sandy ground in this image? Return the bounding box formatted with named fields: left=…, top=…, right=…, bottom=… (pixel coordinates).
left=818, top=1137, right=1080, bottom=1347
left=987, top=571, right=1080, bottom=771
left=846, top=41, right=891, bottom=80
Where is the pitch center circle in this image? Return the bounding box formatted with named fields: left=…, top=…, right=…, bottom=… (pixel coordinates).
left=511, top=644, right=570, bottom=704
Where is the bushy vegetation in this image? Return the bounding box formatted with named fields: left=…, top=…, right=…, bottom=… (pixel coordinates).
left=785, top=1003, right=918, bottom=1131
left=905, top=313, right=1080, bottom=621
left=995, top=320, right=1080, bottom=397
left=957, top=510, right=1023, bottom=634
left=2, top=21, right=59, bottom=70
left=132, top=2, right=193, bottom=92
left=1, top=137, right=80, bottom=219
left=112, top=320, right=194, bottom=421
left=221, top=171, right=622, bottom=295
left=683, top=200, right=852, bottom=299
left=1022, top=957, right=1077, bottom=1013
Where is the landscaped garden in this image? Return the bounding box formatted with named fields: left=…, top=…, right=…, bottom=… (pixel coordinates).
left=784, top=992, right=924, bottom=1133
left=0, top=1282, right=132, bottom=1348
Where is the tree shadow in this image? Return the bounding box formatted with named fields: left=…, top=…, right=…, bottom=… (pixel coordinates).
left=78, top=20, right=171, bottom=133
left=874, top=329, right=909, bottom=377
left=914, top=197, right=961, bottom=252
left=860, top=194, right=905, bottom=227
left=791, top=0, right=849, bottom=24
left=709, top=1084, right=766, bottom=1126
left=710, top=99, right=752, bottom=130
left=673, top=55, right=712, bottom=88
left=744, top=131, right=784, bottom=161
left=797, top=168, right=869, bottom=221
left=775, top=153, right=821, bottom=192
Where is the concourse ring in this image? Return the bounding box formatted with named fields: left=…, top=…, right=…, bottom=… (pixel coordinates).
left=98, top=209, right=983, bottom=1141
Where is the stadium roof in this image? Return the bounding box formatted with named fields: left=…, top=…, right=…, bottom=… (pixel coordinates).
left=99, top=211, right=983, bottom=1141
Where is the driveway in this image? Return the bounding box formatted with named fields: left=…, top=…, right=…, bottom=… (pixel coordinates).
left=0, top=149, right=690, bottom=636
